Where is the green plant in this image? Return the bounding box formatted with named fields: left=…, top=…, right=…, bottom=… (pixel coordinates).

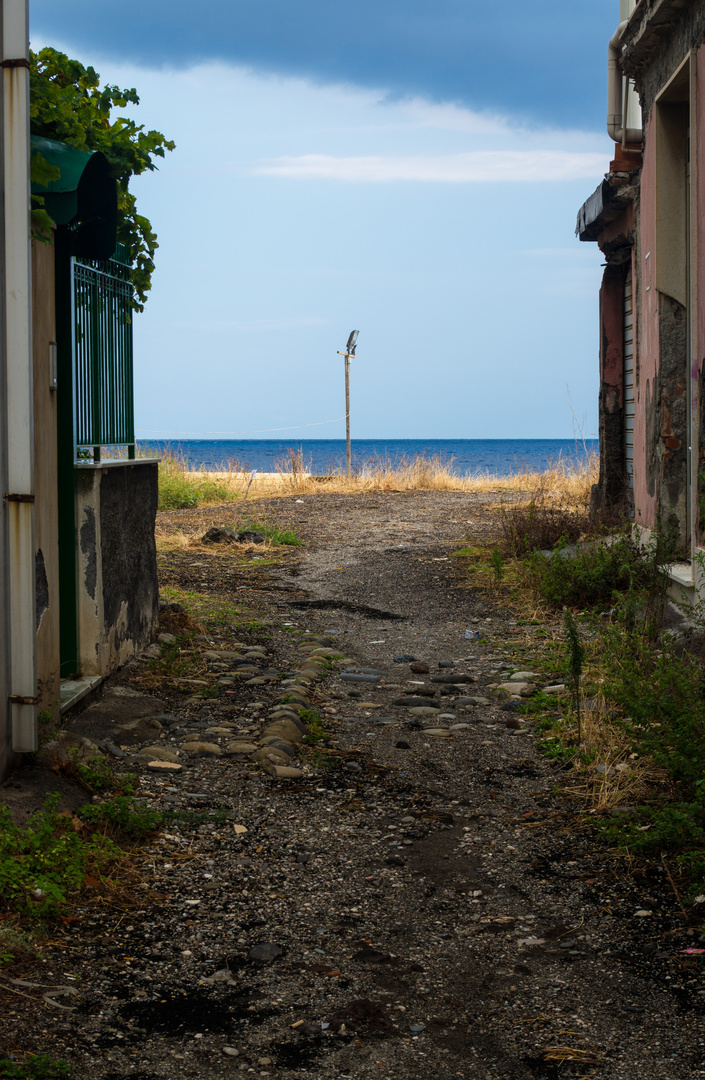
left=300, top=709, right=326, bottom=745
left=79, top=796, right=163, bottom=837
left=490, top=547, right=504, bottom=584
left=0, top=924, right=42, bottom=967
left=525, top=531, right=667, bottom=612
left=239, top=517, right=304, bottom=546
left=156, top=456, right=241, bottom=510
left=30, top=47, right=174, bottom=308
left=563, top=609, right=585, bottom=742
left=0, top=795, right=119, bottom=921
left=71, top=754, right=136, bottom=796
left=0, top=1055, right=70, bottom=1079
left=499, top=476, right=588, bottom=556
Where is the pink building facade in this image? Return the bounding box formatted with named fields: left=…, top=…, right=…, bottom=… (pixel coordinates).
left=578, top=0, right=705, bottom=593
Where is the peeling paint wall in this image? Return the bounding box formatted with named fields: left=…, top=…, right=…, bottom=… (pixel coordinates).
left=75, top=462, right=158, bottom=676
left=31, top=237, right=60, bottom=722
left=592, top=261, right=630, bottom=514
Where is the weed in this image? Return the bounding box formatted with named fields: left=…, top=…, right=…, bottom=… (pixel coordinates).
left=563, top=609, right=585, bottom=742
left=157, top=453, right=240, bottom=510
left=0, top=1054, right=70, bottom=1078
left=37, top=706, right=60, bottom=746
left=524, top=532, right=667, bottom=612
left=79, top=796, right=163, bottom=837
left=300, top=709, right=327, bottom=745
left=70, top=754, right=136, bottom=797
left=498, top=472, right=590, bottom=556
left=0, top=924, right=42, bottom=967
left=490, top=547, right=504, bottom=584
left=0, top=794, right=119, bottom=921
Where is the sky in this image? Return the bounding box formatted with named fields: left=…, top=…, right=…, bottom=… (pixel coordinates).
left=30, top=1, right=619, bottom=441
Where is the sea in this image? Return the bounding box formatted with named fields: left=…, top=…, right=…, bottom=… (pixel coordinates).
left=136, top=438, right=598, bottom=477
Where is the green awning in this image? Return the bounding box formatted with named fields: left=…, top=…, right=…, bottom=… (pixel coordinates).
left=31, top=135, right=118, bottom=259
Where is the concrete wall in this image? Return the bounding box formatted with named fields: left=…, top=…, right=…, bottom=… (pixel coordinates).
left=75, top=460, right=159, bottom=675
left=31, top=236, right=60, bottom=721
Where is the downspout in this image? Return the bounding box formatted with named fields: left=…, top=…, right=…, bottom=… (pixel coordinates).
left=1, top=0, right=37, bottom=752
left=607, top=1, right=643, bottom=147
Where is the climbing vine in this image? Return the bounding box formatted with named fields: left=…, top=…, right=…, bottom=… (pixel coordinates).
left=29, top=47, right=175, bottom=309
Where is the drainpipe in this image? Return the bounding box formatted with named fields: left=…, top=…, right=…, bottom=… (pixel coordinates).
left=607, top=1, right=643, bottom=147
left=1, top=0, right=37, bottom=752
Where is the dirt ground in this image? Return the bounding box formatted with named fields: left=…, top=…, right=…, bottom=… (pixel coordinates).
left=2, top=490, right=704, bottom=1080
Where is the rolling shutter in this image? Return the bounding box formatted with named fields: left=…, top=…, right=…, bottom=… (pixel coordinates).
left=624, top=268, right=635, bottom=488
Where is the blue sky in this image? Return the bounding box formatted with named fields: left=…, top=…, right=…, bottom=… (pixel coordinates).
left=30, top=2, right=619, bottom=440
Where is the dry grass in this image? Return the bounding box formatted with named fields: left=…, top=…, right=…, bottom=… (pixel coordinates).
left=544, top=689, right=667, bottom=811
left=150, top=445, right=599, bottom=506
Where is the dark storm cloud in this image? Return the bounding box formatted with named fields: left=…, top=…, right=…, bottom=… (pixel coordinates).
left=30, top=0, right=617, bottom=130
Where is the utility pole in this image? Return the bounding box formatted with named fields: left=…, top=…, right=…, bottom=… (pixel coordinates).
left=337, top=330, right=358, bottom=478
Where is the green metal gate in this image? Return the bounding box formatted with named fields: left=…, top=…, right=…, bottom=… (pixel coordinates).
left=72, top=243, right=135, bottom=462
left=57, top=242, right=135, bottom=675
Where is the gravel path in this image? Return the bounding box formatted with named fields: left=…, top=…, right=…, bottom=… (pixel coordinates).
left=2, top=491, right=704, bottom=1080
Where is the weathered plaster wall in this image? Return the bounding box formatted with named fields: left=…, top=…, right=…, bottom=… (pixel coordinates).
left=31, top=237, right=60, bottom=720
left=100, top=464, right=159, bottom=666
left=75, top=462, right=158, bottom=676
left=696, top=45, right=705, bottom=542
left=633, top=123, right=660, bottom=532
left=626, top=4, right=705, bottom=115
left=593, top=261, right=629, bottom=513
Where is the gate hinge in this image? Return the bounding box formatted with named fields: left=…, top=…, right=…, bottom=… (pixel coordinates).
left=9, top=694, right=39, bottom=706
left=5, top=493, right=35, bottom=503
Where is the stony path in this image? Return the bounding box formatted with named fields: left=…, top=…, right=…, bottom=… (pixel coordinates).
left=2, top=492, right=704, bottom=1080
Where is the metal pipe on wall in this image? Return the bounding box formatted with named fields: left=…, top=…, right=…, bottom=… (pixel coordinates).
left=2, top=0, right=37, bottom=753
left=608, top=1, right=643, bottom=146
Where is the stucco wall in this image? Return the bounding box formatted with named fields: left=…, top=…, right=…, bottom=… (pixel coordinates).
left=75, top=461, right=159, bottom=675
left=31, top=236, right=60, bottom=721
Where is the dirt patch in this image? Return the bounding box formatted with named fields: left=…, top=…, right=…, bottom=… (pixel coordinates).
left=2, top=491, right=702, bottom=1080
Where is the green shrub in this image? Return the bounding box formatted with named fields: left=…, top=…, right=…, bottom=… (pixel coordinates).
left=0, top=794, right=118, bottom=921
left=72, top=754, right=136, bottom=796
left=525, top=533, right=666, bottom=611
left=500, top=498, right=586, bottom=556
left=602, top=626, right=705, bottom=787
left=158, top=455, right=238, bottom=510
left=239, top=517, right=303, bottom=546
left=79, top=796, right=163, bottom=837
left=0, top=1055, right=70, bottom=1078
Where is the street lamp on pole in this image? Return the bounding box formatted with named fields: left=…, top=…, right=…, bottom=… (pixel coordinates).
left=337, top=330, right=358, bottom=478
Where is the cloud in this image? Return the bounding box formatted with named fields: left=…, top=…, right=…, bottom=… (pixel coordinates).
left=30, top=0, right=616, bottom=130
left=251, top=150, right=609, bottom=183
left=163, top=316, right=328, bottom=333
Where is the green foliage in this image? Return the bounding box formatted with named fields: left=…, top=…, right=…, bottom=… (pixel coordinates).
left=563, top=608, right=585, bottom=738
left=0, top=794, right=118, bottom=921
left=490, top=547, right=504, bottom=584
left=600, top=801, right=705, bottom=895
left=157, top=456, right=238, bottom=510
left=30, top=47, right=175, bottom=309
left=0, top=924, right=41, bottom=968
left=239, top=517, right=304, bottom=546
left=72, top=754, right=136, bottom=796
left=602, top=626, right=705, bottom=788
left=525, top=533, right=667, bottom=611
left=0, top=1055, right=70, bottom=1079
left=301, top=709, right=326, bottom=745
left=499, top=491, right=587, bottom=556
left=79, top=796, right=163, bottom=837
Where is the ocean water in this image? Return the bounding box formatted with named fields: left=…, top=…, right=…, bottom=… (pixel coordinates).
left=137, top=438, right=598, bottom=477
